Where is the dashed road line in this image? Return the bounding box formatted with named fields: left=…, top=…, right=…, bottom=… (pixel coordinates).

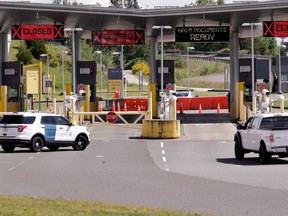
left=8, top=167, right=15, bottom=171
left=7, top=153, right=40, bottom=171
left=160, top=142, right=169, bottom=171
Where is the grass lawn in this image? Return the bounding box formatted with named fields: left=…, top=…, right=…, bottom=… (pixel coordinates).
left=0, top=195, right=201, bottom=216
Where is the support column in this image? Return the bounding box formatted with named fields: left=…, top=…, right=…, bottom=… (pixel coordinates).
left=75, top=32, right=82, bottom=62
left=0, top=33, right=9, bottom=86
left=74, top=32, right=82, bottom=93
left=230, top=14, right=240, bottom=119
left=149, top=37, right=157, bottom=84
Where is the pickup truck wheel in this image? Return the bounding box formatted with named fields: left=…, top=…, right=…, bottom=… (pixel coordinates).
left=30, top=136, right=44, bottom=152
left=235, top=139, right=244, bottom=160
left=2, top=144, right=15, bottom=153
left=259, top=143, right=271, bottom=164
left=73, top=135, right=87, bottom=151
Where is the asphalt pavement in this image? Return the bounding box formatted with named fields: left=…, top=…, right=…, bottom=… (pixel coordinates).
left=1, top=114, right=288, bottom=216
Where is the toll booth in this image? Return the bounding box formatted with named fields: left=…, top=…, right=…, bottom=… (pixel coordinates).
left=155, top=60, right=175, bottom=100
left=271, top=56, right=288, bottom=93
left=76, top=61, right=97, bottom=111
left=2, top=61, right=23, bottom=112
left=239, top=58, right=271, bottom=102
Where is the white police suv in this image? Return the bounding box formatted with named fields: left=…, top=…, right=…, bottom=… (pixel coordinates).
left=0, top=112, right=90, bottom=152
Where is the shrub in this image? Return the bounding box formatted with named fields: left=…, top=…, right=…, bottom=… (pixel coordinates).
left=132, top=62, right=150, bottom=75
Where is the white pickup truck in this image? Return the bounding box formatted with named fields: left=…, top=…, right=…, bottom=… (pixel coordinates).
left=234, top=113, right=288, bottom=164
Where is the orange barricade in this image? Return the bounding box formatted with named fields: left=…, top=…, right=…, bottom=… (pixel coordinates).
left=212, top=96, right=228, bottom=109
left=124, top=98, right=148, bottom=111
left=177, top=98, right=191, bottom=110
left=189, top=97, right=213, bottom=110
left=176, top=96, right=228, bottom=110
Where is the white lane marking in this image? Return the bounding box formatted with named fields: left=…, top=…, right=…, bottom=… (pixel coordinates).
left=36, top=152, right=41, bottom=155
left=96, top=155, right=104, bottom=158
left=28, top=156, right=34, bottom=160
left=19, top=161, right=26, bottom=165
left=160, top=142, right=169, bottom=171
left=8, top=167, right=15, bottom=171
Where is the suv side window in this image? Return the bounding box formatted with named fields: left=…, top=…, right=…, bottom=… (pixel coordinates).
left=22, top=117, right=36, bottom=124
left=55, top=116, right=71, bottom=126
left=41, top=116, right=56, bottom=125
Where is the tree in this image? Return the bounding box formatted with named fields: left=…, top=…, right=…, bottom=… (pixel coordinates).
left=53, top=0, right=61, bottom=4
left=25, top=41, right=47, bottom=59
left=110, top=0, right=139, bottom=9
left=194, top=0, right=216, bottom=6
left=16, top=42, right=33, bottom=65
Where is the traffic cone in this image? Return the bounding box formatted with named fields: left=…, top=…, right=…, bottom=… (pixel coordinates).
left=112, top=101, right=115, bottom=111
left=180, top=102, right=184, bottom=114
left=117, top=101, right=121, bottom=112
left=217, top=103, right=221, bottom=114
left=198, top=104, right=202, bottom=114
left=99, top=103, right=103, bottom=112
left=124, top=102, right=127, bottom=112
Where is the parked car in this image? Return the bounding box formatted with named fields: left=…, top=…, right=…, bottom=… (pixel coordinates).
left=176, top=89, right=197, bottom=98
left=234, top=113, right=288, bottom=164
left=0, top=112, right=90, bottom=152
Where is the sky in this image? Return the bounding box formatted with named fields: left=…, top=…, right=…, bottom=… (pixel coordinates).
left=1, top=0, right=270, bottom=9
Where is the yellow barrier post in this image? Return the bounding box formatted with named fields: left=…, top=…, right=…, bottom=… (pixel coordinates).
left=280, top=96, right=285, bottom=113
left=0, top=86, right=7, bottom=112
left=52, top=98, right=56, bottom=114
left=237, top=82, right=244, bottom=119
left=149, top=83, right=157, bottom=118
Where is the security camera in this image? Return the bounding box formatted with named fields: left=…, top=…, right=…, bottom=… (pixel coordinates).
left=78, top=90, right=86, bottom=96
left=261, top=89, right=270, bottom=96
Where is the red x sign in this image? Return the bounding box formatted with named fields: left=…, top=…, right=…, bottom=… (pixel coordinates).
left=263, top=21, right=288, bottom=37
left=92, top=30, right=145, bottom=45
left=11, top=25, right=64, bottom=40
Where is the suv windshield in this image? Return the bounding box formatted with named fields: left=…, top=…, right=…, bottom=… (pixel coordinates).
left=0, top=115, right=35, bottom=124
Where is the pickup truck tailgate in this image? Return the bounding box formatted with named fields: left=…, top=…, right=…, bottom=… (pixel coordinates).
left=271, top=130, right=288, bottom=148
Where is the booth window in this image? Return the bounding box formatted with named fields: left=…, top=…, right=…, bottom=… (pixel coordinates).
left=8, top=86, right=19, bottom=102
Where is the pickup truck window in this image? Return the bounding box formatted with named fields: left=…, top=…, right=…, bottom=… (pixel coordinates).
left=243, top=117, right=253, bottom=129
left=251, top=117, right=259, bottom=129
left=260, top=116, right=288, bottom=129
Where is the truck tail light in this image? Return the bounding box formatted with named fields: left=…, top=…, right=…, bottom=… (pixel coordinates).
left=18, top=125, right=27, bottom=132
left=269, top=132, right=274, bottom=143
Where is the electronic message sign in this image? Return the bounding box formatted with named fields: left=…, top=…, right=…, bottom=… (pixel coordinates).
left=11, top=25, right=64, bottom=40
left=92, top=30, right=145, bottom=45
left=263, top=21, right=288, bottom=37
left=175, top=26, right=230, bottom=42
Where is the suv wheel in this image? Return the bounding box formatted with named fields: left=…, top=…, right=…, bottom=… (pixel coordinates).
left=2, top=144, right=15, bottom=153
left=73, top=135, right=87, bottom=151
left=259, top=143, right=271, bottom=164
left=30, top=136, right=44, bottom=152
